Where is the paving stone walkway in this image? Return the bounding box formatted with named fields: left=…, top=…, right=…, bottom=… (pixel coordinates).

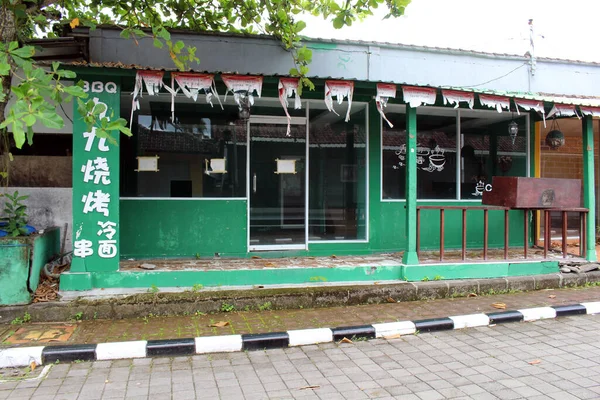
left=3, top=285, right=600, bottom=346
left=3, top=312, right=600, bottom=399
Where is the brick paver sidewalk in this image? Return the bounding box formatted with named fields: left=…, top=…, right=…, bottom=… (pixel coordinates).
left=4, top=314, right=600, bottom=399
left=2, top=285, right=600, bottom=347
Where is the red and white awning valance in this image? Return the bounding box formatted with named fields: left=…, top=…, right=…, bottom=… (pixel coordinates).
left=401, top=86, right=437, bottom=108
left=479, top=94, right=510, bottom=113
left=325, top=80, right=354, bottom=122
left=442, top=90, right=474, bottom=109
left=278, top=78, right=302, bottom=136
left=515, top=98, right=546, bottom=127
left=376, top=83, right=396, bottom=128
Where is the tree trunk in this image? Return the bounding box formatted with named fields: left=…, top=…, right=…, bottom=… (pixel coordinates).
left=0, top=3, right=16, bottom=185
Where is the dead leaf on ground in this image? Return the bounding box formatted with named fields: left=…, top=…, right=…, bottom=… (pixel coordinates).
left=209, top=321, right=230, bottom=328
left=338, top=337, right=353, bottom=344
left=491, top=302, right=506, bottom=309
left=299, top=385, right=320, bottom=390
left=468, top=293, right=478, bottom=297
left=331, top=255, right=337, bottom=259
left=30, top=361, right=36, bottom=372
left=251, top=255, right=261, bottom=259
left=528, top=359, right=542, bottom=365
left=386, top=297, right=397, bottom=303
left=263, top=262, right=276, bottom=267
left=548, top=295, right=556, bottom=299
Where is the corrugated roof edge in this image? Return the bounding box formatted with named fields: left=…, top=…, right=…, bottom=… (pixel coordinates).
left=78, top=25, right=600, bottom=67
left=52, top=60, right=600, bottom=108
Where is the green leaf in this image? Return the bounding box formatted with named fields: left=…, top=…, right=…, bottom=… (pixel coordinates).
left=295, top=21, right=307, bottom=32
left=12, top=122, right=25, bottom=149
left=22, top=114, right=36, bottom=127
left=153, top=38, right=164, bottom=49
left=332, top=16, right=344, bottom=29
left=36, top=111, right=64, bottom=129
left=26, top=127, right=34, bottom=146
left=63, top=85, right=86, bottom=97
left=10, top=46, right=35, bottom=59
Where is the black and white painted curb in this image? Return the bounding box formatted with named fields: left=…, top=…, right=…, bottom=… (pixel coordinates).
left=1, top=302, right=599, bottom=368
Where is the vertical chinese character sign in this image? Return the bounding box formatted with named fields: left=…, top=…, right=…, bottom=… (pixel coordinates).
left=72, top=78, right=120, bottom=272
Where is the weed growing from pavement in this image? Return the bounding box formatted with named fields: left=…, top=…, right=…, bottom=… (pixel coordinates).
left=433, top=275, right=444, bottom=281
left=11, top=312, right=31, bottom=325
left=72, top=312, right=83, bottom=321
left=258, top=302, right=272, bottom=311
left=221, top=303, right=235, bottom=312
left=191, top=283, right=203, bottom=292
left=148, top=284, right=159, bottom=294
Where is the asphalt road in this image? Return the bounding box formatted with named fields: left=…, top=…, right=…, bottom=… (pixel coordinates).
left=3, top=314, right=600, bottom=399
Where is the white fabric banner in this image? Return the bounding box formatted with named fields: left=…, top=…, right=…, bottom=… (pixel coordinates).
left=515, top=98, right=546, bottom=127
left=324, top=80, right=354, bottom=122
left=376, top=83, right=396, bottom=128
left=222, top=75, right=263, bottom=107
left=130, top=71, right=165, bottom=126
left=442, top=90, right=474, bottom=109
left=478, top=94, right=510, bottom=113
left=547, top=104, right=579, bottom=119
left=169, top=73, right=222, bottom=121
left=580, top=106, right=600, bottom=117
left=278, top=78, right=302, bottom=136
left=401, top=86, right=437, bottom=108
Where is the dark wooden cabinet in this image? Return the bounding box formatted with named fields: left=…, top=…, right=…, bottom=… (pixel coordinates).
left=482, top=177, right=581, bottom=209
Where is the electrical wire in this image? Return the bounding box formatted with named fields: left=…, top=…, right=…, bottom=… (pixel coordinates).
left=459, top=62, right=528, bottom=88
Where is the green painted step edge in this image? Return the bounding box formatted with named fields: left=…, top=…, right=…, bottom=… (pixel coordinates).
left=59, top=260, right=559, bottom=290
left=403, top=261, right=559, bottom=281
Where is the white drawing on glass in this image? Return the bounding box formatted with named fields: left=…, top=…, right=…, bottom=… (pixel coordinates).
left=472, top=180, right=493, bottom=196
left=82, top=157, right=111, bottom=185
left=98, top=240, right=117, bottom=258
left=82, top=81, right=117, bottom=94
left=74, top=239, right=94, bottom=257
left=82, top=190, right=111, bottom=216
left=392, top=145, right=446, bottom=172
left=97, top=221, right=117, bottom=240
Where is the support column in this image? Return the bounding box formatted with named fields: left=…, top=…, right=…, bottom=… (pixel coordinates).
left=583, top=115, right=597, bottom=261
left=402, top=106, right=419, bottom=265
left=71, top=77, right=121, bottom=274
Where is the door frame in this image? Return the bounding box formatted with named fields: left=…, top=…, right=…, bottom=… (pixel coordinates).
left=247, top=114, right=309, bottom=252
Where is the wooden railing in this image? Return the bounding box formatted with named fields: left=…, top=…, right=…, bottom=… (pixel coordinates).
left=416, top=206, right=588, bottom=261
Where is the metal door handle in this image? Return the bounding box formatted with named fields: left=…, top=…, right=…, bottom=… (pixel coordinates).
left=253, top=173, right=257, bottom=193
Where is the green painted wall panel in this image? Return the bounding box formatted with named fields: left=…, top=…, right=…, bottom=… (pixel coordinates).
left=120, top=199, right=248, bottom=258
left=0, top=242, right=31, bottom=304
left=403, top=263, right=509, bottom=281
left=29, top=228, right=61, bottom=292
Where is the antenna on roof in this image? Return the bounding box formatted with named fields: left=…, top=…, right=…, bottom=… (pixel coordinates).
left=528, top=19, right=536, bottom=76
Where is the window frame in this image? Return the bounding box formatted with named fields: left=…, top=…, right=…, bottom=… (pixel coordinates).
left=380, top=104, right=530, bottom=202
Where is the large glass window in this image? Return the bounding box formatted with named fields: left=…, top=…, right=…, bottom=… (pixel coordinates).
left=382, top=106, right=529, bottom=200
left=121, top=95, right=247, bottom=198
left=309, top=102, right=368, bottom=241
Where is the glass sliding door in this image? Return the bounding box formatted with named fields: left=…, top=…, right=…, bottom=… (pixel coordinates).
left=248, top=116, right=307, bottom=250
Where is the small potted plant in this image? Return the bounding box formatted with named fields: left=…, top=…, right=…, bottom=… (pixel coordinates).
left=0, top=191, right=60, bottom=305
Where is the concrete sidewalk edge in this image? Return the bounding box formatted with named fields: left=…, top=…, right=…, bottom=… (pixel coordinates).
left=2, top=271, right=600, bottom=323
left=1, top=301, right=599, bottom=369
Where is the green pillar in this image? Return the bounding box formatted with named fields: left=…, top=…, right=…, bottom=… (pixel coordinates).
left=583, top=115, right=597, bottom=261
left=71, top=77, right=121, bottom=273
left=402, top=106, right=419, bottom=265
